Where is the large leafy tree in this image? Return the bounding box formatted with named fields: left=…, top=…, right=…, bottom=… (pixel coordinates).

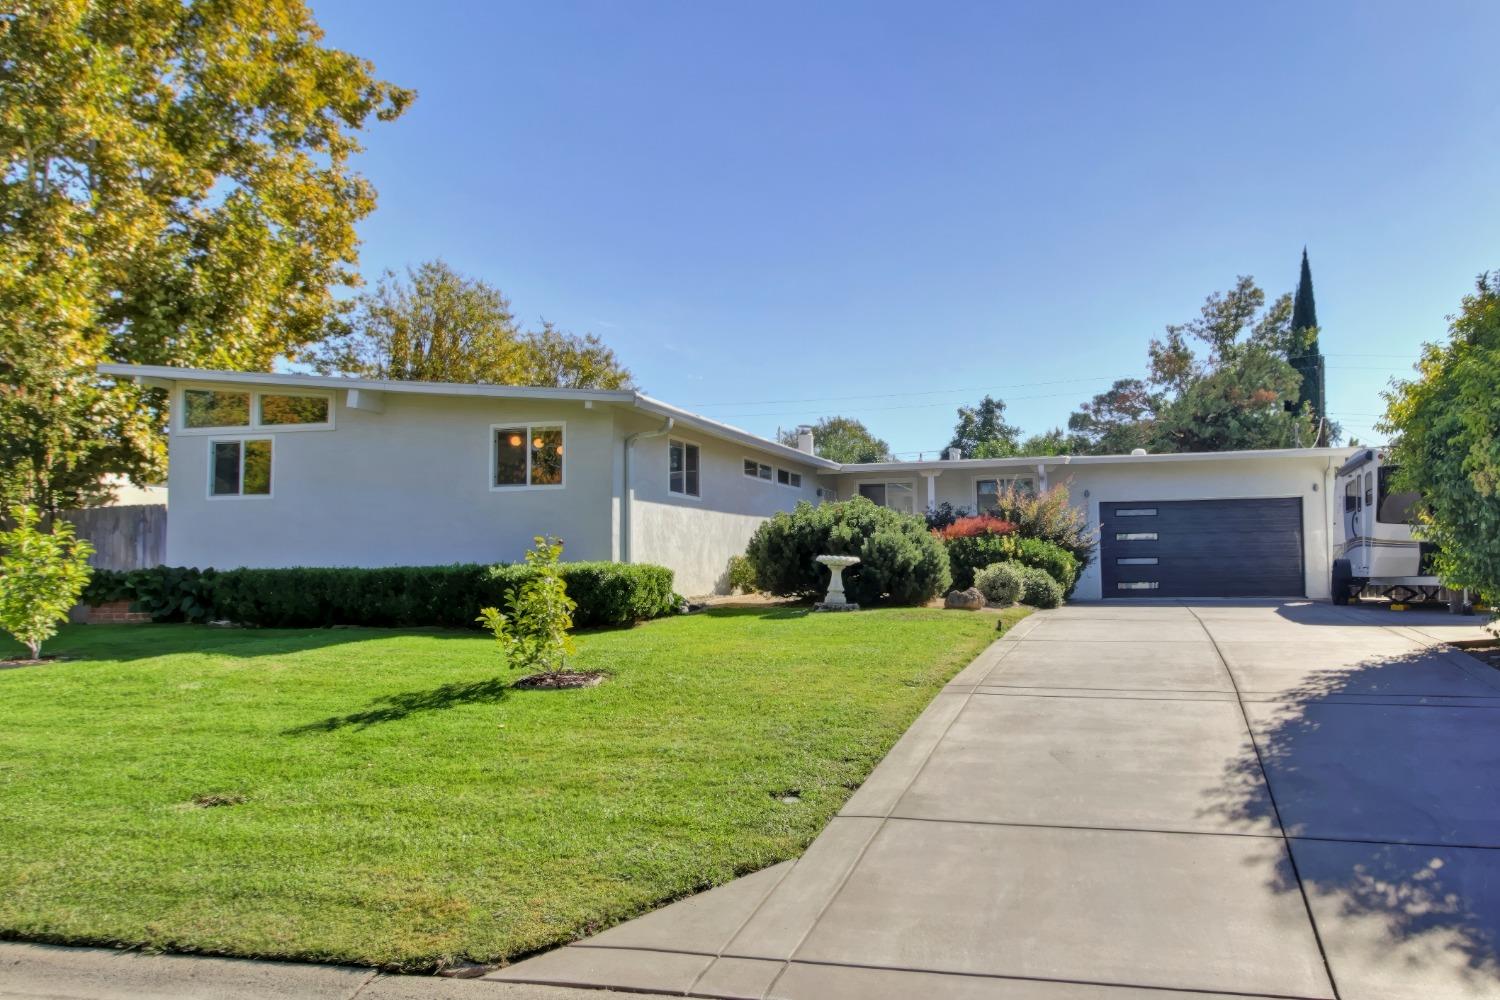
left=0, top=0, right=412, bottom=509
left=947, top=395, right=1021, bottom=458
left=777, top=415, right=891, bottom=464
left=1382, top=271, right=1500, bottom=608
left=308, top=260, right=633, bottom=389
left=1066, top=378, right=1160, bottom=455
left=1063, top=276, right=1322, bottom=455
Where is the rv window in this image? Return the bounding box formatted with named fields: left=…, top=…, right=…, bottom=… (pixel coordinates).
left=1376, top=466, right=1420, bottom=525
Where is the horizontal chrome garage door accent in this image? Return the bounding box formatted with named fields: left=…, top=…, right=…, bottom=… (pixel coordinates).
left=1100, top=498, right=1304, bottom=598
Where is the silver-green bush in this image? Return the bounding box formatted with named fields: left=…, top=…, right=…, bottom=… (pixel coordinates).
left=1018, top=565, right=1064, bottom=609
left=973, top=562, right=1024, bottom=606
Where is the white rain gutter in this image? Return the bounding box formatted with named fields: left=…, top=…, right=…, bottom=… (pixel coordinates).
left=621, top=416, right=674, bottom=564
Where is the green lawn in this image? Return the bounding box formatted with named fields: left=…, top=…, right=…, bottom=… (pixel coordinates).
left=0, top=605, right=1022, bottom=970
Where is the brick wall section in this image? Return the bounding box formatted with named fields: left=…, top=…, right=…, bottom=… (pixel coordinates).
left=87, top=601, right=151, bottom=625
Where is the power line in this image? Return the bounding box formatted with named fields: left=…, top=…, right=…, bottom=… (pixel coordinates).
left=706, top=372, right=1407, bottom=422
left=688, top=364, right=1414, bottom=415
left=682, top=375, right=1122, bottom=410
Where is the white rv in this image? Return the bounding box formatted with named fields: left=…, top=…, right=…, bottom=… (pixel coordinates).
left=1332, top=448, right=1442, bottom=605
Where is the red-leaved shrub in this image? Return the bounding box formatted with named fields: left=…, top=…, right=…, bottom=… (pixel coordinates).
left=934, top=515, right=1016, bottom=541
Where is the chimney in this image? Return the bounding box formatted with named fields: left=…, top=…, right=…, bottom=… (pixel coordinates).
left=946, top=447, right=962, bottom=461
left=795, top=425, right=815, bottom=455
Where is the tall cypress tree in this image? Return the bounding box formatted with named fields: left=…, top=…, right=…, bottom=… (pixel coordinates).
left=1289, top=248, right=1328, bottom=444
left=1292, top=248, right=1318, bottom=336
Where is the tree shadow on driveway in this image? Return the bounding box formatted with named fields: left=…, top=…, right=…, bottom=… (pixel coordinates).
left=284, top=677, right=510, bottom=733
left=1206, top=644, right=1500, bottom=991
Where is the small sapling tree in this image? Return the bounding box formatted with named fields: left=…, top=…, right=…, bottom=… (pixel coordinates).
left=477, top=536, right=576, bottom=676
left=0, top=506, right=94, bottom=660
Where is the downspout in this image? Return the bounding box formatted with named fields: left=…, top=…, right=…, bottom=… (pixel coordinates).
left=1323, top=454, right=1336, bottom=576
left=621, top=416, right=674, bottom=564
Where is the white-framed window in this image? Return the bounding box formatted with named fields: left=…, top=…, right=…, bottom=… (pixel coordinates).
left=858, top=481, right=916, bottom=514
left=209, top=438, right=272, bottom=498
left=743, top=459, right=772, bottom=481
left=180, top=386, right=333, bottom=434
left=258, top=393, right=331, bottom=426
left=776, top=468, right=802, bottom=489
left=975, top=476, right=1035, bottom=512
left=492, top=423, right=565, bottom=489
left=669, top=438, right=701, bottom=497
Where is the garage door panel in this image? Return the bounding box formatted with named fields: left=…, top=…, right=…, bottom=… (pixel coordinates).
left=1101, top=498, right=1303, bottom=599
left=1110, top=505, right=1297, bottom=528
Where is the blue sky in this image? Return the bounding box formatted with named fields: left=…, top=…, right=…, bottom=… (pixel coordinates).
left=309, top=0, right=1499, bottom=456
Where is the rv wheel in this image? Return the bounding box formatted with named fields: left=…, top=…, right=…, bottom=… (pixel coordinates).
left=1332, top=559, right=1354, bottom=606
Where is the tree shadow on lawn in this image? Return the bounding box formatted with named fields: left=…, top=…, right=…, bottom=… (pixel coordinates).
left=1205, top=642, right=1500, bottom=988
left=19, top=623, right=485, bottom=664
left=284, top=676, right=511, bottom=734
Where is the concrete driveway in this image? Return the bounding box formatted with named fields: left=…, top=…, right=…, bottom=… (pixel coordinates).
left=491, top=601, right=1500, bottom=1000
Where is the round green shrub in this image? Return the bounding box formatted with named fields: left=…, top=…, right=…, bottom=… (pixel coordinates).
left=726, top=553, right=758, bottom=593
left=745, top=497, right=951, bottom=606
left=1018, top=565, right=1064, bottom=609
left=1010, top=536, right=1079, bottom=592
left=973, top=562, right=1024, bottom=606
left=945, top=533, right=1012, bottom=590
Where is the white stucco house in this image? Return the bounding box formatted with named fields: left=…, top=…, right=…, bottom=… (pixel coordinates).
left=99, top=364, right=1357, bottom=600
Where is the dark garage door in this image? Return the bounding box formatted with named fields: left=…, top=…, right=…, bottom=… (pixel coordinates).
left=1101, top=498, right=1304, bottom=598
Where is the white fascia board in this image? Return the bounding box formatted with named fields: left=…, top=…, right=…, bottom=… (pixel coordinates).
left=631, top=394, right=842, bottom=471
left=836, top=446, right=1358, bottom=475
left=96, top=363, right=636, bottom=405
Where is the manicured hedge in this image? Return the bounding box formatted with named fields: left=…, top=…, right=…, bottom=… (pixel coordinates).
left=84, top=562, right=679, bottom=630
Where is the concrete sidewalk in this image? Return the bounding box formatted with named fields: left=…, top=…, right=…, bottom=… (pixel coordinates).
left=0, top=941, right=665, bottom=1000
left=492, top=601, right=1500, bottom=999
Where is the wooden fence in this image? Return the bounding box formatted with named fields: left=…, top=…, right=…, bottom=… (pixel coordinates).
left=58, top=504, right=167, bottom=571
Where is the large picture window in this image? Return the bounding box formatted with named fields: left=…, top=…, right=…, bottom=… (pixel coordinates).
left=669, top=439, right=700, bottom=497
left=493, top=424, right=565, bottom=488
left=210, top=439, right=272, bottom=497
left=858, top=481, right=915, bottom=514
left=975, top=476, right=1035, bottom=512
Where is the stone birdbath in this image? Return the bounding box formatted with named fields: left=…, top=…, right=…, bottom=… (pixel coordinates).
left=814, top=555, right=861, bottom=611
